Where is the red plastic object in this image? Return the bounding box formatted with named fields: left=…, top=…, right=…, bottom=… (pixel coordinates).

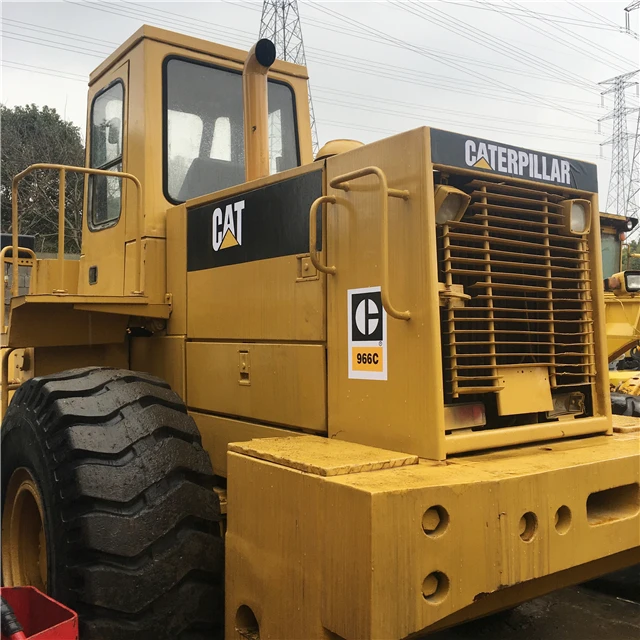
left=0, top=587, right=78, bottom=640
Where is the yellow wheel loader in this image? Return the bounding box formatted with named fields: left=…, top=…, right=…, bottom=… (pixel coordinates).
left=600, top=212, right=640, bottom=422
left=2, top=26, right=639, bottom=640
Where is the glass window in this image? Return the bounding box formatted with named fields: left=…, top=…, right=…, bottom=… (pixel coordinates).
left=164, top=57, right=299, bottom=203
left=601, top=232, right=621, bottom=278
left=89, top=81, right=124, bottom=228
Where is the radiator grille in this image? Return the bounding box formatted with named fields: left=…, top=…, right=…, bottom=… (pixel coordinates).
left=439, top=178, right=595, bottom=400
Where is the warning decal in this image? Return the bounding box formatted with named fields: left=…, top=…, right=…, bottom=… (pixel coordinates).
left=348, top=286, right=387, bottom=380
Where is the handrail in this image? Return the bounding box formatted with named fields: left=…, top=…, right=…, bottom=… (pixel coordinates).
left=1, top=347, right=17, bottom=420
left=1, top=245, right=38, bottom=335
left=11, top=163, right=144, bottom=298
left=329, top=166, right=411, bottom=321
left=309, top=195, right=337, bottom=274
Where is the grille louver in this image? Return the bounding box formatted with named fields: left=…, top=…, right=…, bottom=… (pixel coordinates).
left=440, top=179, right=595, bottom=400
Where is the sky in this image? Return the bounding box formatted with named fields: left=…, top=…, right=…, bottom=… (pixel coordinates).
left=1, top=0, right=639, bottom=210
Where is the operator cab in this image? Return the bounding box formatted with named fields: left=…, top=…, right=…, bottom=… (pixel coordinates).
left=79, top=25, right=313, bottom=298
left=164, top=56, right=299, bottom=203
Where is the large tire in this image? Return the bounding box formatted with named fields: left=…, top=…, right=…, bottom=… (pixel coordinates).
left=1, top=367, right=224, bottom=639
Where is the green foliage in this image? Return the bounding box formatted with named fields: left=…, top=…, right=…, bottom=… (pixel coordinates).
left=1, top=104, right=85, bottom=253
left=622, top=238, right=640, bottom=271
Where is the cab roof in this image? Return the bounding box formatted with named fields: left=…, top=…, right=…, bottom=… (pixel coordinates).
left=89, top=24, right=309, bottom=85
left=600, top=211, right=638, bottom=233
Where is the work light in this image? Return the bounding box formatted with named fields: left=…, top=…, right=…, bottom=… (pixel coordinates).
left=434, top=185, right=471, bottom=225
left=610, top=270, right=640, bottom=294
left=561, top=198, right=591, bottom=235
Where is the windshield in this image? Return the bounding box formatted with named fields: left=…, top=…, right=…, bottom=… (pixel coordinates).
left=164, top=57, right=299, bottom=203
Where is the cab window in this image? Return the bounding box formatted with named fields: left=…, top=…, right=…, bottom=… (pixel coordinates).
left=164, top=56, right=299, bottom=203
left=89, top=81, right=124, bottom=228
left=601, top=231, right=622, bottom=279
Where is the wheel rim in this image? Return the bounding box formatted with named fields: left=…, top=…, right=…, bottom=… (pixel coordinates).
left=2, top=467, right=48, bottom=591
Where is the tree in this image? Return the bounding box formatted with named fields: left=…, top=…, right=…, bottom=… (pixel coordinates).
left=1, top=104, right=85, bottom=254
left=622, top=238, right=640, bottom=270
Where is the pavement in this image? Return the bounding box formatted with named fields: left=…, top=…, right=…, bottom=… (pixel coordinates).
left=431, top=566, right=640, bottom=639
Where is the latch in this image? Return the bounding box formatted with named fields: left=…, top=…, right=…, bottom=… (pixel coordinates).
left=238, top=350, right=251, bottom=386
left=438, top=283, right=470, bottom=308
left=296, top=254, right=318, bottom=282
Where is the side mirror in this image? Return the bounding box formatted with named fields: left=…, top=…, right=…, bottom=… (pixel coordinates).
left=107, top=117, right=121, bottom=145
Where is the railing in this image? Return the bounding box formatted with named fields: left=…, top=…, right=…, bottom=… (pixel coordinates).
left=10, top=163, right=144, bottom=297
left=309, top=166, right=411, bottom=321
left=1, top=245, right=37, bottom=335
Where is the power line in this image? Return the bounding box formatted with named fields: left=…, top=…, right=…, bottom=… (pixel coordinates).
left=314, top=85, right=600, bottom=135
left=0, top=52, right=606, bottom=142
left=318, top=117, right=609, bottom=159
left=503, top=0, right=633, bottom=71
left=2, top=17, right=118, bottom=48
left=313, top=95, right=600, bottom=145
left=46, top=5, right=606, bottom=114
left=1, top=61, right=87, bottom=82
left=225, top=0, right=604, bottom=93
left=259, top=0, right=319, bottom=154
left=307, top=1, right=598, bottom=123
left=0, top=31, right=105, bottom=57
left=569, top=0, right=622, bottom=29
left=391, top=1, right=602, bottom=93
left=441, top=0, right=629, bottom=32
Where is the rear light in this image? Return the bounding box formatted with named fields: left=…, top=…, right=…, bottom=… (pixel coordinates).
left=444, top=403, right=486, bottom=432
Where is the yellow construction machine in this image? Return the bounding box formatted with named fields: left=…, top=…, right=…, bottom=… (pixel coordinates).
left=601, top=212, right=640, bottom=421
left=2, top=26, right=639, bottom=640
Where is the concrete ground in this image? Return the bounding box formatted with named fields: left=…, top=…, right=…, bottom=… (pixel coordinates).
left=431, top=566, right=640, bottom=639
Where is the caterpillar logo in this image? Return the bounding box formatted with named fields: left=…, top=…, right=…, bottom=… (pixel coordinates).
left=428, top=129, right=598, bottom=192
left=464, top=139, right=571, bottom=185
left=212, top=200, right=245, bottom=251
left=348, top=286, right=387, bottom=381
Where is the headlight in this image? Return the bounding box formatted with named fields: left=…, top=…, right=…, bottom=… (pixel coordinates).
left=625, top=272, right=640, bottom=292
left=434, top=185, right=471, bottom=225
left=561, top=198, right=591, bottom=235
left=609, top=270, right=640, bottom=294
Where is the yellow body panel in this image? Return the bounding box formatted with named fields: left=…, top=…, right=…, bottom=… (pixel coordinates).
left=35, top=260, right=79, bottom=295
left=185, top=163, right=326, bottom=342
left=605, top=291, right=640, bottom=361
left=326, top=129, right=446, bottom=459
left=226, top=434, right=640, bottom=640
left=131, top=335, right=186, bottom=398
left=77, top=60, right=131, bottom=297
left=186, top=341, right=326, bottom=431
left=191, top=412, right=299, bottom=477
left=4, top=23, right=640, bottom=640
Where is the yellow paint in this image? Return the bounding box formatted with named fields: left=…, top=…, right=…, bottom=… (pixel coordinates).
left=186, top=342, right=326, bottom=432
left=1, top=468, right=48, bottom=593
left=2, top=24, right=638, bottom=638
left=473, top=157, right=492, bottom=170
left=220, top=230, right=239, bottom=249
left=131, top=335, right=186, bottom=399
left=497, top=367, right=553, bottom=416
left=226, top=433, right=640, bottom=639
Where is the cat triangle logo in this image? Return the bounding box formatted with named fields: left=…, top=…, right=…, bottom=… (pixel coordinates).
left=212, top=200, right=244, bottom=252
left=474, top=157, right=492, bottom=170
left=220, top=229, right=239, bottom=249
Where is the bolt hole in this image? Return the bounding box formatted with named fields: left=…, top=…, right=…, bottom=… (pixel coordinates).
left=422, top=571, right=450, bottom=604
left=422, top=505, right=450, bottom=538
left=519, top=511, right=538, bottom=542
left=554, top=505, right=572, bottom=535
left=236, top=605, right=260, bottom=640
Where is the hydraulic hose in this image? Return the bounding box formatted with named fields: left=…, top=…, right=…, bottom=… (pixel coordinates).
left=1, top=597, right=27, bottom=640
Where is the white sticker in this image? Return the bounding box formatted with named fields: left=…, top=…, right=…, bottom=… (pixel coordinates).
left=347, top=286, right=387, bottom=380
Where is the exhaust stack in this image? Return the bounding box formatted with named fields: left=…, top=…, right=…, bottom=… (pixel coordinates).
left=243, top=39, right=277, bottom=182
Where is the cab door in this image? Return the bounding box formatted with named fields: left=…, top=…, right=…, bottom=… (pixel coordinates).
left=78, top=61, right=129, bottom=295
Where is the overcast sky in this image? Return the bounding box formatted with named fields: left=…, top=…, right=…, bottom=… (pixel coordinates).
left=1, top=1, right=639, bottom=210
